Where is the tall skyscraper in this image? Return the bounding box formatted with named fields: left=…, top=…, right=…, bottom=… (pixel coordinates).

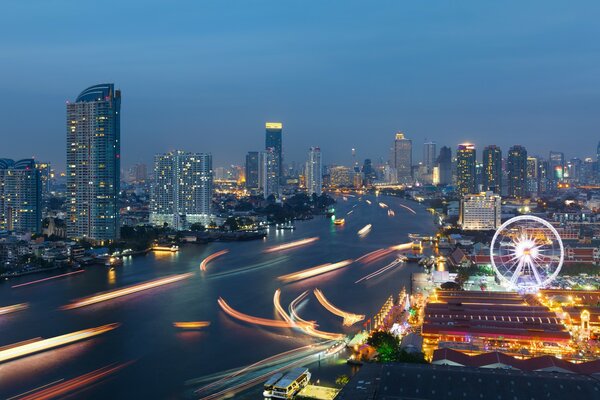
left=245, top=151, right=260, bottom=190
left=67, top=83, right=121, bottom=242
left=549, top=151, right=565, bottom=188
left=392, top=133, right=412, bottom=184
left=482, top=145, right=502, bottom=194
left=306, top=147, right=322, bottom=196
left=35, top=162, right=53, bottom=198
left=0, top=159, right=41, bottom=233
left=265, top=122, right=283, bottom=183
left=456, top=144, right=476, bottom=196
left=259, top=149, right=279, bottom=199
left=150, top=151, right=213, bottom=230
left=423, top=141, right=437, bottom=172
left=526, top=156, right=539, bottom=196
left=507, top=145, right=528, bottom=198
left=436, top=146, right=452, bottom=186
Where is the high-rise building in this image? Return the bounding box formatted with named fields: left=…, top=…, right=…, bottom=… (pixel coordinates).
left=265, top=122, right=283, bottom=183
left=436, top=146, right=452, bottom=186
left=456, top=144, right=476, bottom=196
left=459, top=191, right=501, bottom=231
left=482, top=145, right=502, bottom=194
left=507, top=145, right=528, bottom=198
left=150, top=151, right=213, bottom=230
left=549, top=151, right=565, bottom=188
left=566, top=158, right=582, bottom=183
left=306, top=147, right=322, bottom=196
left=0, top=159, right=41, bottom=233
left=392, top=133, right=412, bottom=184
left=423, top=141, right=437, bottom=172
left=330, top=166, right=353, bottom=187
left=538, top=159, right=550, bottom=194
left=362, top=159, right=375, bottom=185
left=245, top=151, right=260, bottom=190
left=259, top=149, right=279, bottom=199
left=35, top=162, right=53, bottom=198
left=67, top=83, right=121, bottom=242
left=526, top=156, right=539, bottom=196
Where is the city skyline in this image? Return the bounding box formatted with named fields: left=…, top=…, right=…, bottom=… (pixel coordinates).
left=3, top=2, right=600, bottom=169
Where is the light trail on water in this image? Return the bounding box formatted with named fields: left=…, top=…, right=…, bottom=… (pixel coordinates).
left=61, top=273, right=193, bottom=310
left=277, top=259, right=353, bottom=283
left=10, top=360, right=134, bottom=400
left=217, top=297, right=294, bottom=328
left=399, top=204, right=417, bottom=214
left=313, top=289, right=364, bottom=326
left=0, top=323, right=120, bottom=364
left=358, top=224, right=372, bottom=237
left=173, top=321, right=211, bottom=329
left=355, top=258, right=404, bottom=283
left=263, top=237, right=319, bottom=253
left=0, top=303, right=28, bottom=316
left=200, top=250, right=229, bottom=271
left=11, top=270, right=84, bottom=289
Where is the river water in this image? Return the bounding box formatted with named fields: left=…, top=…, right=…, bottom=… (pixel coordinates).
left=0, top=194, right=436, bottom=399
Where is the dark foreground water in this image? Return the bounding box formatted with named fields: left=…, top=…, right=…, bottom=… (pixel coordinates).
left=0, top=195, right=436, bottom=399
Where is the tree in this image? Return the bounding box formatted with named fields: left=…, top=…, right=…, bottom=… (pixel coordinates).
left=335, top=374, right=350, bottom=386
left=189, top=223, right=205, bottom=232
left=367, top=331, right=400, bottom=362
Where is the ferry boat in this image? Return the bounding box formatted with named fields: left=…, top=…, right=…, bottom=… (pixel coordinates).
left=276, top=222, right=296, bottom=230
left=105, top=257, right=123, bottom=267
left=334, top=218, right=345, bottom=225
left=263, top=368, right=311, bottom=399
left=151, top=244, right=179, bottom=252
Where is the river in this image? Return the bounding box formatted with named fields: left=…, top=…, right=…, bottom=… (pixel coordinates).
left=0, top=194, right=436, bottom=399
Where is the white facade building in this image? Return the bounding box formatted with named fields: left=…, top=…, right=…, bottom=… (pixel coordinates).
left=306, top=147, right=322, bottom=195
left=459, top=191, right=501, bottom=230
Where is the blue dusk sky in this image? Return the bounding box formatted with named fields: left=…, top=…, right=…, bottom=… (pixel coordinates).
left=1, top=1, right=599, bottom=169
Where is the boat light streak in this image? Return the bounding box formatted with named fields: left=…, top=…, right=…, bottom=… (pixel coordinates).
left=358, top=224, right=372, bottom=237
left=355, top=259, right=403, bottom=283
left=62, top=273, right=193, bottom=310
left=313, top=289, right=364, bottom=326
left=0, top=303, right=28, bottom=316
left=13, top=360, right=133, bottom=400
left=379, top=202, right=388, bottom=208
left=263, top=237, right=319, bottom=253
left=200, top=250, right=229, bottom=271
left=277, top=259, right=353, bottom=283
left=218, top=297, right=294, bottom=328
left=399, top=204, right=416, bottom=214
left=12, top=270, right=84, bottom=289
left=173, top=321, right=211, bottom=329
left=0, top=323, right=119, bottom=364
left=389, top=242, right=412, bottom=251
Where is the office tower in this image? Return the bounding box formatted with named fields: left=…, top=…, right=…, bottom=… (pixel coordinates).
left=35, top=162, right=52, bottom=198
left=259, top=149, right=279, bottom=199
left=67, top=84, right=121, bottom=242
left=306, top=147, right=322, bottom=196
left=150, top=151, right=212, bottom=230
left=265, top=122, right=283, bottom=183
left=0, top=159, right=41, bottom=233
left=582, top=158, right=597, bottom=185
left=423, top=141, right=437, bottom=171
left=459, top=191, right=501, bottom=231
left=245, top=151, right=260, bottom=190
left=482, top=145, right=502, bottom=193
left=362, top=159, right=375, bottom=185
left=456, top=144, right=476, bottom=196
left=549, top=151, right=565, bottom=188
left=526, top=156, right=539, bottom=196
left=538, top=159, right=550, bottom=194
left=392, top=133, right=413, bottom=184
left=436, top=146, right=452, bottom=186
left=507, top=145, right=528, bottom=198
left=330, top=166, right=353, bottom=187
left=566, top=158, right=582, bottom=183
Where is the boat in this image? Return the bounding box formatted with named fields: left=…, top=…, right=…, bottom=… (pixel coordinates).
left=276, top=222, right=296, bottom=230
left=104, top=257, right=123, bottom=267
left=264, top=368, right=311, bottom=399
left=334, top=218, right=345, bottom=225
left=151, top=245, right=179, bottom=252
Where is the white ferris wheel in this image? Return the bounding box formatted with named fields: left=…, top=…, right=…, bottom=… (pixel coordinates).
left=490, top=215, right=564, bottom=292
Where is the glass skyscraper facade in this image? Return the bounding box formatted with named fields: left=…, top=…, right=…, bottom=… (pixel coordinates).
left=507, top=145, right=528, bottom=198
left=265, top=122, right=283, bottom=185
left=66, top=84, right=121, bottom=242
left=436, top=146, right=452, bottom=186
left=456, top=144, right=476, bottom=196
left=392, top=133, right=413, bottom=184
left=306, top=147, right=322, bottom=195
left=0, top=159, right=41, bottom=233
left=482, top=145, right=502, bottom=194
left=245, top=151, right=260, bottom=190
